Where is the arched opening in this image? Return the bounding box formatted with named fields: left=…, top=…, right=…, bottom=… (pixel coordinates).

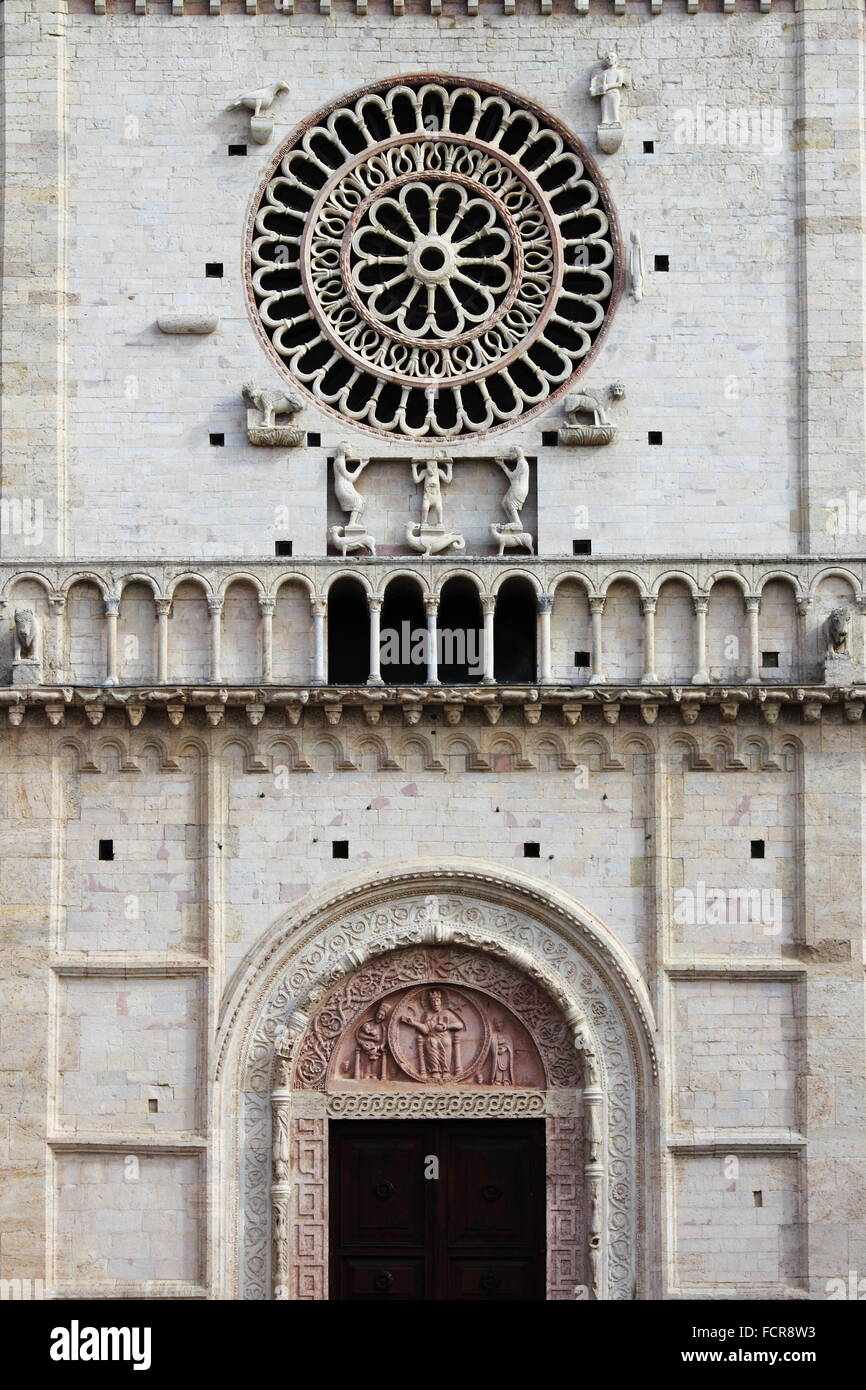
left=66, top=581, right=105, bottom=684
left=654, top=579, right=694, bottom=682
left=494, top=577, right=536, bottom=683
left=5, top=579, right=51, bottom=681
left=758, top=579, right=798, bottom=681
left=811, top=574, right=858, bottom=680
left=380, top=576, right=426, bottom=685
left=328, top=577, right=370, bottom=684
left=707, top=581, right=748, bottom=683
left=550, top=579, right=591, bottom=682
left=222, top=868, right=655, bottom=1302
left=601, top=581, right=643, bottom=682
left=168, top=581, right=210, bottom=682
left=222, top=580, right=261, bottom=684
left=272, top=580, right=312, bottom=683
left=438, top=576, right=483, bottom=684
left=118, top=583, right=157, bottom=684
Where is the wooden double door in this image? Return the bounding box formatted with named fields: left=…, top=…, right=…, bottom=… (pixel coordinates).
left=329, top=1118, right=546, bottom=1300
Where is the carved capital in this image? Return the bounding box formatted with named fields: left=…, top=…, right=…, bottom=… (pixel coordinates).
left=537, top=594, right=554, bottom=615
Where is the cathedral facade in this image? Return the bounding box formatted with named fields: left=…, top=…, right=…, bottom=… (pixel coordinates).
left=1, top=0, right=864, bottom=1301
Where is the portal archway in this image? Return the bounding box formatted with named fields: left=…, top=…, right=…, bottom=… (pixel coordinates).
left=217, top=861, right=658, bottom=1301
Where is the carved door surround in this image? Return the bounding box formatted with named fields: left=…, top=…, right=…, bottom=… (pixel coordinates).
left=218, top=861, right=658, bottom=1301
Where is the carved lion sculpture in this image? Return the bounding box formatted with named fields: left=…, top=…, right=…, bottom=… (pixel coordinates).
left=14, top=608, right=38, bottom=660
left=827, top=607, right=851, bottom=656
left=241, top=381, right=303, bottom=428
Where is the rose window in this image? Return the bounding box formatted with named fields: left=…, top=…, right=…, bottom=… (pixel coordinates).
left=248, top=77, right=620, bottom=440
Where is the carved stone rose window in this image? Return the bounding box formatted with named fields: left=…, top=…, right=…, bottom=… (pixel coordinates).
left=247, top=75, right=621, bottom=440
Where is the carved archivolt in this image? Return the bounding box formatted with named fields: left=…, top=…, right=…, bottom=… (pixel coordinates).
left=247, top=75, right=619, bottom=440
left=220, top=870, right=656, bottom=1303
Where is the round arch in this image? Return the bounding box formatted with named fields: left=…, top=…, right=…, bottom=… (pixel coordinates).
left=217, top=859, right=659, bottom=1303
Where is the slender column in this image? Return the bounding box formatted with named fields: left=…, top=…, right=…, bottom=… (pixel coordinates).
left=859, top=599, right=866, bottom=683
left=482, top=597, right=495, bottom=684
left=585, top=1080, right=605, bottom=1299
left=368, top=597, right=384, bottom=685
left=271, top=1067, right=292, bottom=1302
left=425, top=598, right=439, bottom=685
left=745, top=594, right=761, bottom=683
left=692, top=594, right=709, bottom=685
left=104, top=596, right=120, bottom=686
left=640, top=596, right=658, bottom=683
left=311, top=600, right=326, bottom=684
left=208, top=595, right=223, bottom=684
left=259, top=595, right=275, bottom=683
left=49, top=594, right=66, bottom=682
left=796, top=595, right=812, bottom=682
left=155, top=597, right=171, bottom=683
left=537, top=594, right=553, bottom=683
left=589, top=596, right=605, bottom=684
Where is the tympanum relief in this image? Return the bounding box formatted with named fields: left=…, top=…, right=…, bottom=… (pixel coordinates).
left=331, top=984, right=545, bottom=1089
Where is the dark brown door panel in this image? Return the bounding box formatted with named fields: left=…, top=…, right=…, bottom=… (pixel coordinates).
left=330, top=1118, right=545, bottom=1301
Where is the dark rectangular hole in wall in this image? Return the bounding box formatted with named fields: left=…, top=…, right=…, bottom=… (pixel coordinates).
left=753, top=1191, right=763, bottom=1207
left=275, top=541, right=293, bottom=557
left=573, top=539, right=591, bottom=556
left=574, top=651, right=591, bottom=667
left=209, top=433, right=225, bottom=447
left=643, top=140, right=655, bottom=154
left=648, top=431, right=663, bottom=446
left=205, top=262, right=223, bottom=278
left=541, top=431, right=558, bottom=446
left=761, top=651, right=780, bottom=668
left=306, top=432, right=321, bottom=447
left=148, top=1099, right=158, bottom=1113
left=523, top=842, right=540, bottom=859
left=654, top=254, right=670, bottom=272
left=750, top=840, right=765, bottom=859
left=228, top=144, right=247, bottom=156
left=98, top=839, right=114, bottom=861
left=332, top=841, right=349, bottom=859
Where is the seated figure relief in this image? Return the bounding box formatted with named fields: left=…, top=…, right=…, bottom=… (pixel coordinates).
left=330, top=983, right=546, bottom=1088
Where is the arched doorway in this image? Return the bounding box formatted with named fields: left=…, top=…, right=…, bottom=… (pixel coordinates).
left=217, top=865, right=658, bottom=1301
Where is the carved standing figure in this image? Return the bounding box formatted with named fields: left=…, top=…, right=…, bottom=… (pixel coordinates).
left=354, top=1002, right=392, bottom=1081
left=333, top=444, right=370, bottom=528
left=399, top=988, right=465, bottom=1082
left=629, top=228, right=644, bottom=302
left=411, top=454, right=453, bottom=529
left=490, top=1020, right=515, bottom=1086
left=590, top=50, right=631, bottom=129
left=495, top=446, right=531, bottom=527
